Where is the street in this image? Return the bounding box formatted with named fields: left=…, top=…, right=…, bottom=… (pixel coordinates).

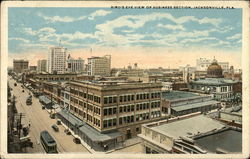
left=8, top=76, right=90, bottom=153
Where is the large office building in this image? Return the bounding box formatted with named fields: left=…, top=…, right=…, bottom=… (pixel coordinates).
left=138, top=113, right=242, bottom=154
left=13, top=59, right=29, bottom=73
left=196, top=58, right=229, bottom=72
left=87, top=55, right=111, bottom=76
left=37, top=59, right=47, bottom=73
left=47, top=46, right=67, bottom=74
left=43, top=80, right=162, bottom=151
left=66, top=54, right=84, bottom=73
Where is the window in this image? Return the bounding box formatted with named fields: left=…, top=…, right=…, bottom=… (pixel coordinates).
left=113, top=119, right=117, bottom=126
left=113, top=97, right=117, bottom=103
left=119, top=107, right=123, bottom=113
left=136, top=104, right=139, bottom=111
left=108, top=97, right=112, bottom=103
left=104, top=97, right=108, bottom=104
left=119, top=117, right=122, bottom=125
left=131, top=105, right=134, bottom=111
left=104, top=109, right=108, bottom=116
left=120, top=96, right=123, bottom=102
left=124, top=106, right=127, bottom=112
left=136, top=127, right=140, bottom=132
left=131, top=95, right=134, bottom=101
left=127, top=106, right=131, bottom=112
left=113, top=107, right=117, bottom=114
left=103, top=120, right=107, bottom=128
left=108, top=120, right=112, bottom=127
left=108, top=108, right=112, bottom=115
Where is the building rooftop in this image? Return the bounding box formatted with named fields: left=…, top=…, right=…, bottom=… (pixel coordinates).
left=162, top=91, right=199, bottom=101
left=171, top=100, right=220, bottom=112
left=195, top=129, right=242, bottom=153
left=191, top=78, right=237, bottom=85
left=151, top=115, right=225, bottom=139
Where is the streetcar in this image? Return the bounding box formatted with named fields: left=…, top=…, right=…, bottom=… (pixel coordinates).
left=40, top=130, right=58, bottom=153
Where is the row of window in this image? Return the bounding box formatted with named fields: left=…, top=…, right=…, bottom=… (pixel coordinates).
left=103, top=118, right=117, bottom=128
left=70, top=89, right=101, bottom=103
left=70, top=100, right=101, bottom=115
left=104, top=92, right=161, bottom=104
left=103, top=101, right=161, bottom=116
left=103, top=107, right=117, bottom=116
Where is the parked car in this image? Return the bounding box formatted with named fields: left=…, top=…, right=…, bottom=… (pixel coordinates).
left=51, top=124, right=59, bottom=132
left=73, top=137, right=81, bottom=144
left=64, top=129, right=71, bottom=135
left=56, top=120, right=61, bottom=125
left=42, top=105, right=45, bottom=109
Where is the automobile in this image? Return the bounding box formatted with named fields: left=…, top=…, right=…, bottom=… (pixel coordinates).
left=14, top=83, right=17, bottom=86
left=50, top=113, right=55, bottom=119
left=64, top=129, right=71, bottom=135
left=51, top=124, right=59, bottom=132
left=42, top=105, right=45, bottom=109
left=22, top=90, right=25, bottom=93
left=56, top=120, right=61, bottom=125
left=73, top=137, right=81, bottom=144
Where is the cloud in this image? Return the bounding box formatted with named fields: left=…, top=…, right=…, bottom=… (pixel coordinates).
left=23, top=27, right=56, bottom=36
left=158, top=24, right=185, bottom=31
left=226, top=33, right=241, bottom=40
left=9, top=37, right=30, bottom=43
left=88, top=10, right=112, bottom=20
left=37, top=12, right=86, bottom=23
left=95, top=12, right=223, bottom=47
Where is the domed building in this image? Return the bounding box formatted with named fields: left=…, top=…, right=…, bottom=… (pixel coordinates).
left=188, top=58, right=238, bottom=101
left=206, top=59, right=223, bottom=78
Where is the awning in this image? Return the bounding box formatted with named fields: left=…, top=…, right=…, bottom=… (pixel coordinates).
left=57, top=110, right=122, bottom=142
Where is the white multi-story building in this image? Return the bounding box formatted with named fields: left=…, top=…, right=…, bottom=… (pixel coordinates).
left=66, top=54, right=84, bottom=73
left=87, top=55, right=111, bottom=76
left=47, top=46, right=67, bottom=74
left=37, top=59, right=47, bottom=73
left=196, top=58, right=229, bottom=72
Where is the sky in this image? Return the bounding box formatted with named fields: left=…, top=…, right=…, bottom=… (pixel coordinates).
left=8, top=7, right=242, bottom=68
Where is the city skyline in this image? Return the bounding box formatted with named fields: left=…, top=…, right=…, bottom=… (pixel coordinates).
left=8, top=8, right=242, bottom=68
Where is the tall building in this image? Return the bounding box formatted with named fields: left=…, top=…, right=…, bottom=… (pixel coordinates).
left=196, top=58, right=229, bottom=72
left=13, top=59, right=29, bottom=73
left=37, top=59, right=47, bottom=73
left=47, top=46, right=67, bottom=74
left=66, top=54, right=84, bottom=73
left=87, top=55, right=111, bottom=76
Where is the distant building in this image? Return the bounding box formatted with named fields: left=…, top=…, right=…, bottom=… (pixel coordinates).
left=219, top=105, right=242, bottom=127
left=29, top=66, right=37, bottom=72
left=138, top=113, right=242, bottom=154
left=189, top=59, right=237, bottom=101
left=87, top=55, right=111, bottom=76
left=196, top=58, right=229, bottom=72
left=66, top=54, right=84, bottom=73
left=13, top=59, right=29, bottom=73
left=161, top=91, right=220, bottom=116
left=47, top=46, right=67, bottom=74
left=179, top=65, right=196, bottom=83
left=37, top=59, right=47, bottom=73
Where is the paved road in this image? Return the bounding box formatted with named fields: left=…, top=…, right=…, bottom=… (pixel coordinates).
left=9, top=77, right=90, bottom=154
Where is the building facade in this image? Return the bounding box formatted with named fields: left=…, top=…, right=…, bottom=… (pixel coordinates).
left=47, top=46, right=67, bottom=74
left=13, top=59, right=29, bottom=73
left=37, top=59, right=47, bottom=73
left=87, top=55, right=111, bottom=76
left=66, top=54, right=84, bottom=73
left=196, top=58, right=229, bottom=72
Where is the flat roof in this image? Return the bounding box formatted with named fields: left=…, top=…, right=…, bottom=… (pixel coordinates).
left=151, top=115, right=225, bottom=139
left=162, top=91, right=199, bottom=100
left=195, top=129, right=242, bottom=153
left=191, top=78, right=237, bottom=85
left=171, top=100, right=219, bottom=112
